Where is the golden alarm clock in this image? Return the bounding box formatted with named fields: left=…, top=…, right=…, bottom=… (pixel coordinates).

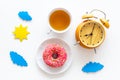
left=75, top=9, right=110, bottom=49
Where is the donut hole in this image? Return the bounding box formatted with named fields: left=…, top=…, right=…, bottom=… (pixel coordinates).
left=52, top=52, right=59, bottom=59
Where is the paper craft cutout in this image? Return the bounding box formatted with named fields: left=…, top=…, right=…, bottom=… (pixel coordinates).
left=18, top=11, right=32, bottom=21
left=13, top=24, right=30, bottom=42
left=10, top=51, right=28, bottom=67
left=82, top=61, right=104, bottom=73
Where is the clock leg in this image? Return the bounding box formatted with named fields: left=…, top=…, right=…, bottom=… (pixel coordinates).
left=94, top=48, right=97, bottom=54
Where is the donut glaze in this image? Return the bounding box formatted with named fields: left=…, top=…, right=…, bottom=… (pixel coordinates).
left=43, top=44, right=67, bottom=68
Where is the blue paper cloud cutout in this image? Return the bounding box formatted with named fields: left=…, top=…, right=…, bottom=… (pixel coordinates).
left=18, top=11, right=32, bottom=21
left=82, top=61, right=104, bottom=73
left=10, top=51, right=28, bottom=67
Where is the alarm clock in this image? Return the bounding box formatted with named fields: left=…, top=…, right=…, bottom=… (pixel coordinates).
left=75, top=9, right=110, bottom=49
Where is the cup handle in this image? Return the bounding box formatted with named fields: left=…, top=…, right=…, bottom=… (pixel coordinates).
left=47, top=29, right=52, bottom=35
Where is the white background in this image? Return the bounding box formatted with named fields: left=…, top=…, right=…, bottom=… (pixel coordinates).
left=0, top=0, right=119, bottom=80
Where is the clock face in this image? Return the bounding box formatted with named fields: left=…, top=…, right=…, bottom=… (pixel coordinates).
left=79, top=21, right=105, bottom=48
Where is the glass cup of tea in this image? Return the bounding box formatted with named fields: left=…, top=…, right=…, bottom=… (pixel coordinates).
left=48, top=8, right=71, bottom=34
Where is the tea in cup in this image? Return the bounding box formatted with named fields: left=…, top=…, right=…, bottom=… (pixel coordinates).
left=48, top=8, right=71, bottom=33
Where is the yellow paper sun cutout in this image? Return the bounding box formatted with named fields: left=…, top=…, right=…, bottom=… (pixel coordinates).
left=13, top=24, right=30, bottom=42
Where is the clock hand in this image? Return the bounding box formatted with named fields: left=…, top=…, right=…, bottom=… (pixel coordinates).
left=90, top=23, right=95, bottom=44
left=84, top=34, right=91, bottom=36
left=85, top=23, right=95, bottom=37
left=84, top=34, right=91, bottom=39
left=91, top=23, right=95, bottom=35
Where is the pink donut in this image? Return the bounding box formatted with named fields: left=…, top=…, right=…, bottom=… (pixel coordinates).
left=43, top=44, right=67, bottom=68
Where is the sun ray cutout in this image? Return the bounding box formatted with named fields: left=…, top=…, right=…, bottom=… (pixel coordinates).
left=13, top=24, right=30, bottom=42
